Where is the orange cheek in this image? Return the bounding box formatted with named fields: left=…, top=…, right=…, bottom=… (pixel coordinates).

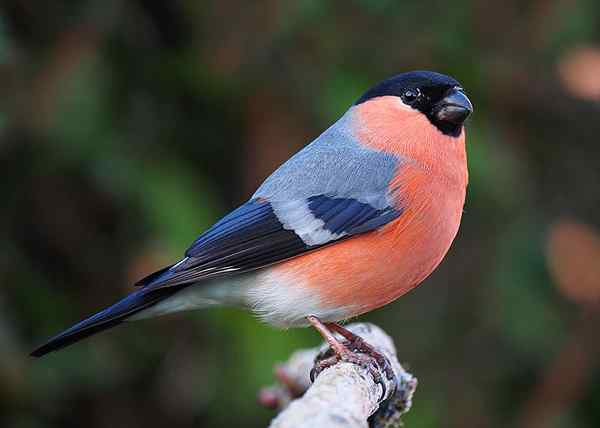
left=352, top=97, right=468, bottom=189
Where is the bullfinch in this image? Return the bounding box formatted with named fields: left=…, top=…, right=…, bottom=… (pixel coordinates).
left=31, top=71, right=473, bottom=374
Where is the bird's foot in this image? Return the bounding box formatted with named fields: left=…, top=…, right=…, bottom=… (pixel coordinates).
left=307, top=316, right=395, bottom=399
left=310, top=346, right=388, bottom=387
left=338, top=328, right=396, bottom=382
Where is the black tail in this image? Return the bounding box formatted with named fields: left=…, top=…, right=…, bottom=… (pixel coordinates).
left=30, top=286, right=183, bottom=357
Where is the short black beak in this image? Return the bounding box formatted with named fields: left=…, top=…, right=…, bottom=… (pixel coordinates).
left=434, top=88, right=473, bottom=125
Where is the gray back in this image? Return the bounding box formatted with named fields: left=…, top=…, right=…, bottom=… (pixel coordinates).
left=253, top=109, right=401, bottom=209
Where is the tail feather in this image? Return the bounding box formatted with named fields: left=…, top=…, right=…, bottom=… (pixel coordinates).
left=30, top=286, right=183, bottom=358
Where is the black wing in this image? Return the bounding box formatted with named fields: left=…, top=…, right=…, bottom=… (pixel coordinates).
left=137, top=197, right=401, bottom=290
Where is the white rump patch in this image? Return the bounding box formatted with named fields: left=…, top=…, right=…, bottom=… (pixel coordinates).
left=129, top=270, right=354, bottom=329
left=128, top=288, right=220, bottom=321
left=128, top=277, right=249, bottom=321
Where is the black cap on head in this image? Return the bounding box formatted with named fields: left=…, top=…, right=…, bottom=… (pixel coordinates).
left=355, top=71, right=473, bottom=137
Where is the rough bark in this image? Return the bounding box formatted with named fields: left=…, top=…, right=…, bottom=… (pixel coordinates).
left=260, top=323, right=417, bottom=428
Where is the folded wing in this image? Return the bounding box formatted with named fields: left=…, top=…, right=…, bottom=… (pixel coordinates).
left=137, top=196, right=401, bottom=290
left=138, top=115, right=404, bottom=290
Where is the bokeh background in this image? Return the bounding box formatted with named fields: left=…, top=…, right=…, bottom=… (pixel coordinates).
left=1, top=1, right=600, bottom=427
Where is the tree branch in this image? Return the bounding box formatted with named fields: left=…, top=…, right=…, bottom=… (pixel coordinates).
left=260, top=323, right=417, bottom=428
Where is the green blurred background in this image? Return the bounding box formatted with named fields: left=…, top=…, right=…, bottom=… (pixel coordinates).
left=2, top=1, right=600, bottom=427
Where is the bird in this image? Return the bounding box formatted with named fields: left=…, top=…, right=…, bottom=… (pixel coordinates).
left=31, top=70, right=473, bottom=376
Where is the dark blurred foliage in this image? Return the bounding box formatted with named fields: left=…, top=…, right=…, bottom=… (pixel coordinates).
left=1, top=1, right=600, bottom=427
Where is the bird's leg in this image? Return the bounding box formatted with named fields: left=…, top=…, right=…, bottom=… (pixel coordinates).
left=306, top=316, right=394, bottom=397
left=306, top=315, right=351, bottom=357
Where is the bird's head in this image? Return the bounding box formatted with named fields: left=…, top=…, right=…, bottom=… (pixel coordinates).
left=355, top=71, right=473, bottom=138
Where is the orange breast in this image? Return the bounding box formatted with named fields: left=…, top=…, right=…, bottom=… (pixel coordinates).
left=270, top=172, right=465, bottom=316
left=268, top=97, right=468, bottom=316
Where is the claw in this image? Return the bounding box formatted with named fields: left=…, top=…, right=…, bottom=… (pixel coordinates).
left=311, top=337, right=394, bottom=400
left=307, top=317, right=396, bottom=401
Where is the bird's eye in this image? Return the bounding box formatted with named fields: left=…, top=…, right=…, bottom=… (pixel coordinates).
left=402, top=89, right=420, bottom=103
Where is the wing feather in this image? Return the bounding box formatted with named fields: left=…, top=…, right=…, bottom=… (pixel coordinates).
left=138, top=196, right=401, bottom=290
left=136, top=111, right=404, bottom=290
